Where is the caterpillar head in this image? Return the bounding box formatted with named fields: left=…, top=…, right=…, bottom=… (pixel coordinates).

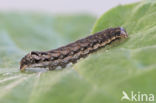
left=119, top=27, right=128, bottom=38
left=113, top=27, right=128, bottom=38
left=103, top=27, right=128, bottom=40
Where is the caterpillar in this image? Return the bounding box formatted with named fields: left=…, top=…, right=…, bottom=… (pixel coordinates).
left=20, top=27, right=128, bottom=71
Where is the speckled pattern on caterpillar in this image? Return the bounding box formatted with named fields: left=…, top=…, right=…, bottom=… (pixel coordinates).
left=20, top=27, right=128, bottom=71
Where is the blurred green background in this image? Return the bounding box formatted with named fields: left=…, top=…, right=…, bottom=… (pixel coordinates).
left=0, top=0, right=156, bottom=103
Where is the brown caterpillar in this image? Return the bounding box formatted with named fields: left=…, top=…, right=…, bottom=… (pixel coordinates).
left=20, top=27, right=128, bottom=71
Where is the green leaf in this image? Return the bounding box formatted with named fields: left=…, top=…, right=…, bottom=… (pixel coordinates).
left=0, top=0, right=156, bottom=103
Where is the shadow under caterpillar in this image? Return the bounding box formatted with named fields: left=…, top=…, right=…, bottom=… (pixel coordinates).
left=20, top=27, right=128, bottom=71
